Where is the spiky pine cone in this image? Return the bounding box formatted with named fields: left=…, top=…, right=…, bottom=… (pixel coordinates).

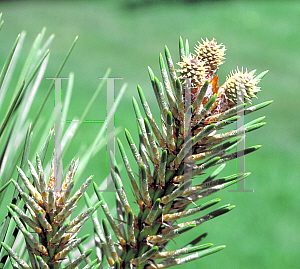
left=1, top=152, right=101, bottom=269
left=177, top=54, right=207, bottom=99
left=221, top=67, right=260, bottom=105
left=194, top=38, right=226, bottom=73
left=93, top=36, right=272, bottom=269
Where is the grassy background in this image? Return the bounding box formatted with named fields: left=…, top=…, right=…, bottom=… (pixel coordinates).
left=0, top=0, right=299, bottom=268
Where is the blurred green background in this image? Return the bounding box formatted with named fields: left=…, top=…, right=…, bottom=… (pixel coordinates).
left=0, top=0, right=299, bottom=268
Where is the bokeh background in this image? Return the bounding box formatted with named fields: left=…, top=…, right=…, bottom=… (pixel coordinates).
left=0, top=0, right=299, bottom=268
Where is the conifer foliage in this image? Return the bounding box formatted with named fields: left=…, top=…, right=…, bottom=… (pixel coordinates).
left=1, top=32, right=272, bottom=269
left=93, top=37, right=272, bottom=268
left=2, top=152, right=101, bottom=269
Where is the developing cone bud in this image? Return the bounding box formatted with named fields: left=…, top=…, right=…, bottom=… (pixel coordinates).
left=195, top=38, right=226, bottom=71
left=177, top=54, right=207, bottom=95
left=222, top=67, right=260, bottom=104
